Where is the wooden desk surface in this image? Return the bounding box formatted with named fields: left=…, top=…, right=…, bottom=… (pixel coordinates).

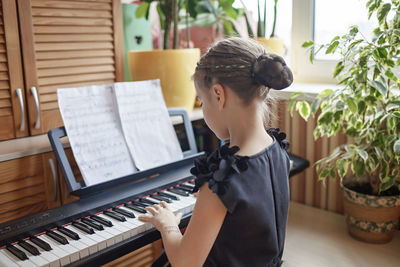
left=283, top=202, right=400, bottom=267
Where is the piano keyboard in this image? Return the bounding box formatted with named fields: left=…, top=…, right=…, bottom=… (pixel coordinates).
left=0, top=179, right=197, bottom=267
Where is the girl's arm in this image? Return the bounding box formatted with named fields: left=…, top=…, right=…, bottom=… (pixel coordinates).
left=139, top=183, right=227, bottom=267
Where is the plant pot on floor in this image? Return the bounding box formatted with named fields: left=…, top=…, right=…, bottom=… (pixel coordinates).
left=341, top=178, right=400, bottom=244
left=128, top=48, right=200, bottom=113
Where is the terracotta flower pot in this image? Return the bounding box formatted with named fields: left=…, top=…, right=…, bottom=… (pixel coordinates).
left=128, top=48, right=200, bottom=113
left=341, top=179, right=400, bottom=244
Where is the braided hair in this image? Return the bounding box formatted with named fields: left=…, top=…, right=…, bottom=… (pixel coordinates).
left=193, top=37, right=293, bottom=125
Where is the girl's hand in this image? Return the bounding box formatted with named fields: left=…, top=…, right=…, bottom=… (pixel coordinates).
left=138, top=201, right=183, bottom=233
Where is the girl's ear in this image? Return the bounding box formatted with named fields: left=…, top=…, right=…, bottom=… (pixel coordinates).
left=211, top=83, right=226, bottom=110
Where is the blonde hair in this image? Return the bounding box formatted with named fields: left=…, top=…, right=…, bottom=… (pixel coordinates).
left=193, top=37, right=293, bottom=126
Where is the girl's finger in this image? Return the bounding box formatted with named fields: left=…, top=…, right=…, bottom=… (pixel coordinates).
left=160, top=201, right=168, bottom=209
left=145, top=206, right=157, bottom=215
left=138, top=215, right=152, bottom=222
left=153, top=204, right=160, bottom=210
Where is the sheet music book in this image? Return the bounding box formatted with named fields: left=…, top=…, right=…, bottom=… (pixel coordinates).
left=57, top=80, right=184, bottom=187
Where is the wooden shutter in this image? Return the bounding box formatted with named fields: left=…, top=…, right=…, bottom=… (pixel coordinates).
left=0, top=0, right=29, bottom=140
left=17, top=0, right=124, bottom=135
left=0, top=153, right=61, bottom=224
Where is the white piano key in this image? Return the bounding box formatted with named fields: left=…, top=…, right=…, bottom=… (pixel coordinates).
left=0, top=248, right=37, bottom=267
left=15, top=244, right=49, bottom=267
left=96, top=213, right=135, bottom=239
left=37, top=235, right=72, bottom=266
left=54, top=230, right=89, bottom=259
left=64, top=225, right=102, bottom=254
left=65, top=225, right=107, bottom=251
left=0, top=249, right=19, bottom=267
left=25, top=240, right=60, bottom=267
left=92, top=228, right=115, bottom=247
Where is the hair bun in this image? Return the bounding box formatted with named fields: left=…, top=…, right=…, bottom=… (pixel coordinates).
left=252, top=54, right=293, bottom=90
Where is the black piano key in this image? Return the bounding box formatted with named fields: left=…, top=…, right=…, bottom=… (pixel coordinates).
left=72, top=221, right=95, bottom=235
left=6, top=244, right=28, bottom=261
left=113, top=207, right=135, bottom=218
left=30, top=236, right=52, bottom=251
left=168, top=188, right=189, bottom=196
left=58, top=226, right=80, bottom=240
left=81, top=218, right=104, bottom=231
left=140, top=198, right=158, bottom=205
left=46, top=231, right=69, bottom=245
left=188, top=180, right=195, bottom=185
left=176, top=186, right=192, bottom=193
left=91, top=215, right=113, bottom=227
left=178, top=184, right=194, bottom=191
left=151, top=195, right=172, bottom=203
left=18, top=240, right=40, bottom=256
left=103, top=210, right=126, bottom=222
left=158, top=191, right=180, bottom=200
left=132, top=200, right=150, bottom=207
left=125, top=203, right=147, bottom=213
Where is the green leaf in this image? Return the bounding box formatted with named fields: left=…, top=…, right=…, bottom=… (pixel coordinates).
left=186, top=0, right=198, bottom=18
left=296, top=101, right=311, bottom=120
left=394, top=140, right=400, bottom=155
left=357, top=100, right=366, bottom=114
left=369, top=80, right=388, bottom=97
left=302, top=40, right=314, bottom=48
left=387, top=115, right=396, bottom=130
left=288, top=99, right=296, bottom=116
left=377, top=3, right=391, bottom=25
left=346, top=98, right=358, bottom=113
left=290, top=92, right=302, bottom=99
left=385, top=69, right=399, bottom=83
left=355, top=148, right=368, bottom=161
left=311, top=98, right=322, bottom=114
left=326, top=41, right=339, bottom=54
left=337, top=158, right=349, bottom=178
left=352, top=159, right=365, bottom=178
left=317, top=89, right=334, bottom=98
left=333, top=61, right=344, bottom=78
left=135, top=2, right=150, bottom=19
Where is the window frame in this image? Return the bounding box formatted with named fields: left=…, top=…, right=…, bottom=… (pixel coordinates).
left=291, top=0, right=337, bottom=83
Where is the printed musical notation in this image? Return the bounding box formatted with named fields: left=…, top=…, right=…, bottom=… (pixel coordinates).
left=58, top=84, right=136, bottom=186
left=57, top=80, right=184, bottom=187
left=114, top=80, right=183, bottom=170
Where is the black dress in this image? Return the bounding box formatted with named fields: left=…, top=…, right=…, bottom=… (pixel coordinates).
left=151, top=129, right=290, bottom=267
left=190, top=128, right=290, bottom=267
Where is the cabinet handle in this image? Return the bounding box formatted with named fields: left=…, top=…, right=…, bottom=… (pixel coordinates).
left=30, top=86, right=40, bottom=129
left=48, top=158, right=59, bottom=202
left=15, top=88, right=25, bottom=131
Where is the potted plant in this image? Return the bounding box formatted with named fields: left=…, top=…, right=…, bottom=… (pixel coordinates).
left=241, top=0, right=285, bottom=56
left=290, top=0, right=400, bottom=243
left=177, top=0, right=242, bottom=54
left=128, top=0, right=201, bottom=112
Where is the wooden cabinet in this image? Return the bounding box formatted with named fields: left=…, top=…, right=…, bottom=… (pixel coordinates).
left=0, top=152, right=61, bottom=224
left=0, top=0, right=124, bottom=140
left=0, top=0, right=29, bottom=140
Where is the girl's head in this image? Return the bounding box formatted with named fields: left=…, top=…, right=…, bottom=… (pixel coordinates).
left=193, top=37, right=293, bottom=140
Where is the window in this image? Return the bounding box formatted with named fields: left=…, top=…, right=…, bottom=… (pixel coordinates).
left=291, top=0, right=377, bottom=83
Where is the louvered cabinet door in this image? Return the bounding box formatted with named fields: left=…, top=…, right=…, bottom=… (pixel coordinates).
left=0, top=0, right=29, bottom=140
left=17, top=0, right=124, bottom=135
left=0, top=152, right=61, bottom=224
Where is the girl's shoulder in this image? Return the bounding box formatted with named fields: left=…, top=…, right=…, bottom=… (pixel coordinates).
left=190, top=128, right=289, bottom=196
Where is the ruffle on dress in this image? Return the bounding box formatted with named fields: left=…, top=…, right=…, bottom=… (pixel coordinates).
left=190, top=128, right=289, bottom=195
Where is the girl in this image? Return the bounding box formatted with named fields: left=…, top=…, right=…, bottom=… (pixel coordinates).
left=139, top=37, right=293, bottom=267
